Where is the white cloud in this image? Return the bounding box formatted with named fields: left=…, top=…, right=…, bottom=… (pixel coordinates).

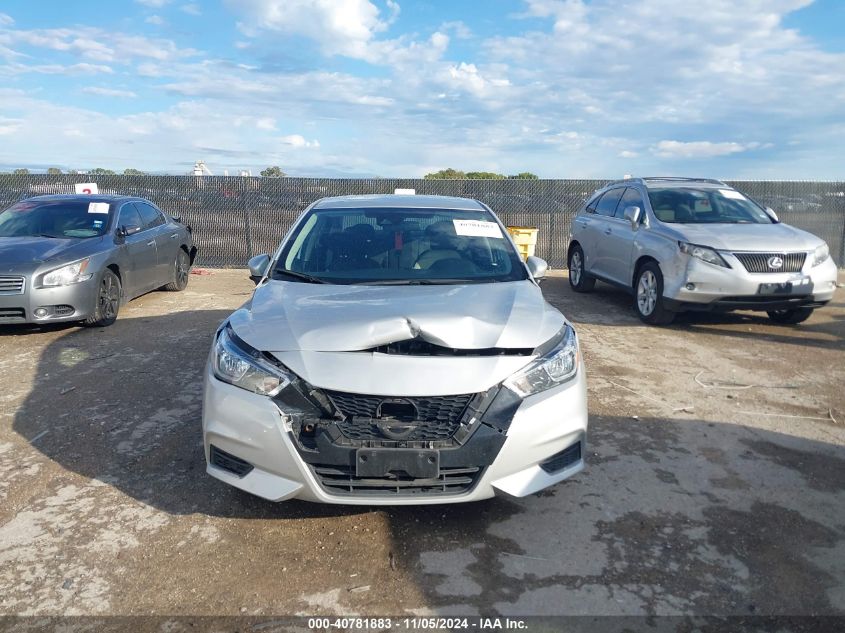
left=0, top=62, right=114, bottom=76
left=279, top=134, right=319, bottom=148
left=181, top=3, right=201, bottom=16
left=618, top=150, right=639, bottom=159
left=82, top=86, right=139, bottom=98
left=145, top=15, right=165, bottom=25
left=135, top=0, right=171, bottom=7
left=653, top=140, right=758, bottom=159
left=0, top=13, right=14, bottom=26
left=439, top=21, right=472, bottom=40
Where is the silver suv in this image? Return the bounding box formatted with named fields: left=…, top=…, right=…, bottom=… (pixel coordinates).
left=568, top=177, right=838, bottom=325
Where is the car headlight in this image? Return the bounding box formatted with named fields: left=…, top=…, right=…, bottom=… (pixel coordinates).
left=41, top=258, right=93, bottom=287
left=812, top=243, right=830, bottom=267
left=503, top=325, right=579, bottom=398
left=212, top=325, right=292, bottom=396
left=678, top=242, right=729, bottom=268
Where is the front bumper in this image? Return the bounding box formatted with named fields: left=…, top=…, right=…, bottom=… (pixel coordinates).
left=0, top=275, right=99, bottom=324
left=201, top=361, right=589, bottom=505
left=662, top=254, right=838, bottom=312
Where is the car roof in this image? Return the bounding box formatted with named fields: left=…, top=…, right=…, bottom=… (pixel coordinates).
left=22, top=194, right=145, bottom=204
left=312, top=194, right=486, bottom=211
left=604, top=177, right=729, bottom=190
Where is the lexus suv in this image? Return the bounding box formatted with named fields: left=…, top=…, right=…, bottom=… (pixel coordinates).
left=568, top=177, right=838, bottom=325
left=202, top=193, right=588, bottom=505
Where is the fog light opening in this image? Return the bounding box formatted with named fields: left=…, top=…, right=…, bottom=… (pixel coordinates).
left=34, top=307, right=49, bottom=318
left=685, top=283, right=696, bottom=291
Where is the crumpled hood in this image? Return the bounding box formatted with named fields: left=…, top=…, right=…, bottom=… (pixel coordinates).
left=228, top=280, right=566, bottom=353
left=669, top=222, right=823, bottom=252
left=0, top=236, right=99, bottom=274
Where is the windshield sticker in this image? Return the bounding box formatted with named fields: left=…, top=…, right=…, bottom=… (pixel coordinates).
left=452, top=219, right=503, bottom=238
left=88, top=202, right=110, bottom=214
left=720, top=189, right=746, bottom=200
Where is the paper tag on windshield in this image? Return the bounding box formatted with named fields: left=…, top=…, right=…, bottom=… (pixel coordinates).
left=453, top=219, right=503, bottom=238
left=720, top=189, right=746, bottom=200
left=88, top=202, right=110, bottom=214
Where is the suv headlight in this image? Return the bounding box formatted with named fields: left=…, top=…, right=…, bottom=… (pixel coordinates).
left=812, top=243, right=830, bottom=267
left=678, top=242, right=729, bottom=268
left=212, top=326, right=292, bottom=396
left=41, top=258, right=93, bottom=286
left=504, top=325, right=579, bottom=398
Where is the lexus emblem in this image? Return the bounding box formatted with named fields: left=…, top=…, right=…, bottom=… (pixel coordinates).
left=767, top=256, right=784, bottom=269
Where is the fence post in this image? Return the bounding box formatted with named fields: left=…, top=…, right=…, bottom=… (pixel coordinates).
left=241, top=178, right=254, bottom=260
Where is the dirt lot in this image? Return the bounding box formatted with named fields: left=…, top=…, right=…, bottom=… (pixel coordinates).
left=1, top=269, right=843, bottom=619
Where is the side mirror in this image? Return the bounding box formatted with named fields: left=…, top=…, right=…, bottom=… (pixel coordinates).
left=623, top=205, right=641, bottom=229
left=764, top=207, right=779, bottom=223
left=526, top=256, right=548, bottom=282
left=248, top=253, right=270, bottom=285
left=117, top=224, right=141, bottom=238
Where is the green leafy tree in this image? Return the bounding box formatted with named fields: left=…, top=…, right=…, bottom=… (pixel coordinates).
left=12, top=168, right=29, bottom=175
left=89, top=168, right=116, bottom=175
left=509, top=172, right=539, bottom=179
left=424, top=168, right=466, bottom=179
left=260, top=166, right=286, bottom=177
left=124, top=168, right=145, bottom=175
left=466, top=171, right=506, bottom=180
left=47, top=167, right=62, bottom=175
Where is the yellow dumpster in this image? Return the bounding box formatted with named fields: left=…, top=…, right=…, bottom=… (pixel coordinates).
left=506, top=226, right=538, bottom=261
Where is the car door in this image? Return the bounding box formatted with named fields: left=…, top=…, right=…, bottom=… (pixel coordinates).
left=587, top=187, right=625, bottom=279
left=134, top=201, right=174, bottom=285
left=115, top=203, right=158, bottom=296
left=572, top=194, right=603, bottom=273
left=600, top=187, right=645, bottom=285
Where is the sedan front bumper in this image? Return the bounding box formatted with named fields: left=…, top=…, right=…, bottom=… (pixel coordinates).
left=0, top=275, right=99, bottom=324
left=201, top=361, right=589, bottom=505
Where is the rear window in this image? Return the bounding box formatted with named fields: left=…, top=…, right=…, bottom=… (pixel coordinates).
left=0, top=200, right=112, bottom=238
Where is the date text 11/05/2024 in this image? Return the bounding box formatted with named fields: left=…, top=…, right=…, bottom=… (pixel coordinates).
left=307, top=617, right=528, bottom=630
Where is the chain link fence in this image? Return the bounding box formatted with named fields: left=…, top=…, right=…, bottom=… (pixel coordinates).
left=1, top=174, right=843, bottom=268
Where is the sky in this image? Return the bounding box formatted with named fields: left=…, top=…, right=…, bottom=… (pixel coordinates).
left=0, top=0, right=843, bottom=178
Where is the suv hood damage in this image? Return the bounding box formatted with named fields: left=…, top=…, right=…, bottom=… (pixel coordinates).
left=669, top=222, right=823, bottom=252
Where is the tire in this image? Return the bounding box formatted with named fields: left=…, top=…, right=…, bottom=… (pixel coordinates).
left=163, top=248, right=190, bottom=291
left=767, top=307, right=814, bottom=324
left=568, top=245, right=596, bottom=292
left=634, top=262, right=675, bottom=325
left=84, top=269, right=121, bottom=327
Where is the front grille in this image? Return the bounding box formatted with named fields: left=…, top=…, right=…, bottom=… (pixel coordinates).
left=324, top=390, right=474, bottom=442
left=0, top=308, right=26, bottom=321
left=209, top=444, right=253, bottom=477
left=0, top=276, right=25, bottom=295
left=734, top=252, right=806, bottom=273
left=311, top=464, right=481, bottom=496
left=540, top=442, right=582, bottom=474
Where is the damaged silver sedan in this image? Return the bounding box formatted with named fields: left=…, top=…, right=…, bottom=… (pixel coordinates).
left=202, top=193, right=588, bottom=504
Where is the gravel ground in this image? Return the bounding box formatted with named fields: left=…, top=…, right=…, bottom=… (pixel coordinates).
left=0, top=269, right=843, bottom=620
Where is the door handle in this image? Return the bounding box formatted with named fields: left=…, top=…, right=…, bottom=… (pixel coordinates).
left=604, top=228, right=612, bottom=235
left=146, top=240, right=156, bottom=246
left=170, top=233, right=178, bottom=239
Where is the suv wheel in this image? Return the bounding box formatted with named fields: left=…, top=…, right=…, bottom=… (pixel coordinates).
left=84, top=269, right=121, bottom=327
left=767, top=307, right=814, bottom=324
left=568, top=245, right=596, bottom=292
left=634, top=262, right=675, bottom=325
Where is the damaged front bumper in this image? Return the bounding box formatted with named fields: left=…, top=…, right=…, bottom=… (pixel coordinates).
left=201, top=359, right=588, bottom=505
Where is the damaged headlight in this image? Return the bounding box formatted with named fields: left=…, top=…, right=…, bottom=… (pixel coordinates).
left=41, top=258, right=93, bottom=287
left=678, top=242, right=729, bottom=268
left=504, top=325, right=579, bottom=397
left=812, top=243, right=829, bottom=267
left=212, top=325, right=292, bottom=396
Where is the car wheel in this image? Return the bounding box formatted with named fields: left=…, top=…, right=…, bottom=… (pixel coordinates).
left=163, top=249, right=190, bottom=291
left=568, top=245, right=596, bottom=292
left=634, top=262, right=675, bottom=325
left=767, top=307, right=814, bottom=324
left=85, top=269, right=121, bottom=327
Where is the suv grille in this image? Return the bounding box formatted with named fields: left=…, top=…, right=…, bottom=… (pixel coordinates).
left=734, top=252, right=805, bottom=273
left=311, top=464, right=481, bottom=496
left=324, top=390, right=474, bottom=442
left=0, top=276, right=25, bottom=295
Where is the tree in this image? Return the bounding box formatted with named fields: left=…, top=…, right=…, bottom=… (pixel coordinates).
left=424, top=168, right=466, bottom=179
left=466, top=171, right=506, bottom=180
left=124, top=168, right=145, bottom=175
left=509, top=172, right=539, bottom=179
left=12, top=168, right=29, bottom=175
left=89, top=168, right=116, bottom=175
left=260, top=166, right=285, bottom=178
left=47, top=167, right=62, bottom=175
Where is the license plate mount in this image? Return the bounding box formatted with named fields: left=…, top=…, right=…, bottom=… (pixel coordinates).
left=355, top=448, right=439, bottom=479
left=758, top=281, right=792, bottom=295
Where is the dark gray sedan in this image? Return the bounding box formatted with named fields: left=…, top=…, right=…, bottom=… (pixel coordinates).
left=0, top=194, right=196, bottom=326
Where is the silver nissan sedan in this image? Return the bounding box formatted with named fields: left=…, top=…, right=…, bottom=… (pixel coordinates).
left=202, top=194, right=588, bottom=505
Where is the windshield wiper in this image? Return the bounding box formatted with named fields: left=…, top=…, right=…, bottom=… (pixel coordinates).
left=272, top=269, right=329, bottom=284
left=356, top=278, right=477, bottom=285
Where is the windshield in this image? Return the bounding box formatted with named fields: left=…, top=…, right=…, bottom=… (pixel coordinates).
left=647, top=187, right=773, bottom=224
left=0, top=200, right=112, bottom=238
left=274, top=207, right=529, bottom=285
